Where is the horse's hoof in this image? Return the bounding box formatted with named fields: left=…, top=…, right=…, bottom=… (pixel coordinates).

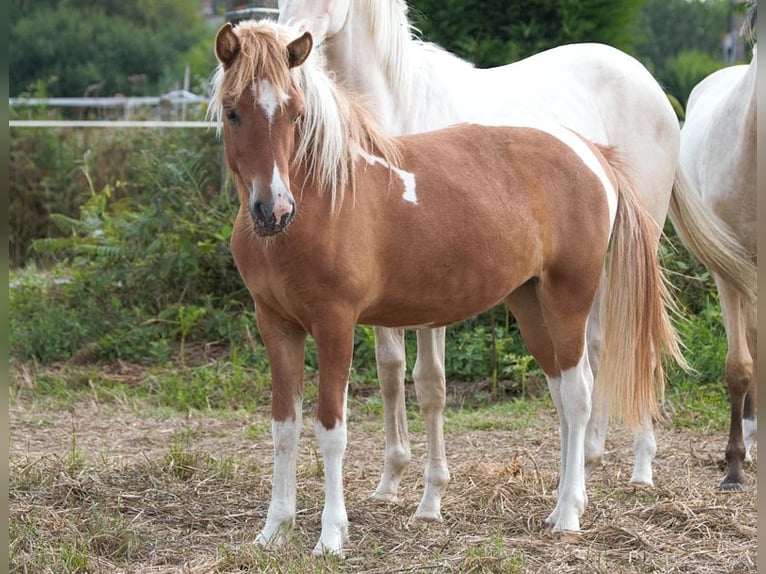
left=719, top=480, right=746, bottom=492
left=552, top=530, right=581, bottom=543
left=370, top=491, right=398, bottom=504
left=413, top=509, right=442, bottom=522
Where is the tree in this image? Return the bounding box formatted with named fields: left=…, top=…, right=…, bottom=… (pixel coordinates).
left=407, top=0, right=645, bottom=67
left=635, top=0, right=753, bottom=106
left=9, top=0, right=208, bottom=97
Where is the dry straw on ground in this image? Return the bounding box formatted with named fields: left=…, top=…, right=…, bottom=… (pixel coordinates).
left=10, top=390, right=757, bottom=573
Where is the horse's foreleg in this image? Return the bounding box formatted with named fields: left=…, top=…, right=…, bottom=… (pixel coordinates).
left=253, top=305, right=307, bottom=548
left=412, top=327, right=449, bottom=521
left=371, top=327, right=411, bottom=503
left=311, top=315, right=356, bottom=557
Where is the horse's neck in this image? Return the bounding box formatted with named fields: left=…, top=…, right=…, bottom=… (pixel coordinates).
left=323, top=3, right=471, bottom=135
left=323, top=6, right=399, bottom=130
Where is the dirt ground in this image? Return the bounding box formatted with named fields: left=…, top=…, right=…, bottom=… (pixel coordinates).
left=9, top=393, right=758, bottom=573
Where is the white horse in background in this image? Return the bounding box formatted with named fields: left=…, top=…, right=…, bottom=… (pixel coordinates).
left=278, top=0, right=757, bottom=522
left=680, top=3, right=757, bottom=490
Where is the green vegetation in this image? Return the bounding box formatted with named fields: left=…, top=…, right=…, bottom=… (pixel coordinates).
left=10, top=0, right=211, bottom=98
left=9, top=119, right=728, bottom=427
left=409, top=0, right=645, bottom=67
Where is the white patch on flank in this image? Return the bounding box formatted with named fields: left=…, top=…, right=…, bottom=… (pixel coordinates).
left=497, top=121, right=618, bottom=227
left=357, top=148, right=418, bottom=204
left=254, top=79, right=287, bottom=124
left=545, top=125, right=618, bottom=227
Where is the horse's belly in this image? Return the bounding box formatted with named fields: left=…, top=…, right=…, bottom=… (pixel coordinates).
left=358, top=266, right=528, bottom=329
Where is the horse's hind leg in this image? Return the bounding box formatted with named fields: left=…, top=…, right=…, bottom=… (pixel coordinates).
left=743, top=299, right=757, bottom=462
left=371, top=327, right=412, bottom=502
left=716, top=276, right=754, bottom=489
left=507, top=282, right=591, bottom=533
left=412, top=327, right=449, bottom=521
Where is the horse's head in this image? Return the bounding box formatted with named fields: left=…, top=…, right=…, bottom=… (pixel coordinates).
left=278, top=0, right=352, bottom=45
left=213, top=22, right=313, bottom=236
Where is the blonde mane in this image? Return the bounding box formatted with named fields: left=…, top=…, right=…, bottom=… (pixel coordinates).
left=209, top=19, right=401, bottom=211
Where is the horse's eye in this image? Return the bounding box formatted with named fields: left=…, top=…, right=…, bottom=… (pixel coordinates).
left=225, top=108, right=240, bottom=124
left=292, top=112, right=302, bottom=124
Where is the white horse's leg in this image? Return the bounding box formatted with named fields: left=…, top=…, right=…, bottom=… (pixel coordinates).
left=583, top=284, right=607, bottom=480
left=371, top=326, right=411, bottom=502
left=629, top=422, right=656, bottom=486
left=744, top=417, right=757, bottom=462
left=412, top=327, right=449, bottom=521
left=744, top=311, right=757, bottom=463
left=545, top=352, right=592, bottom=533
left=584, top=278, right=656, bottom=486
left=256, top=398, right=303, bottom=547
left=312, top=389, right=349, bottom=557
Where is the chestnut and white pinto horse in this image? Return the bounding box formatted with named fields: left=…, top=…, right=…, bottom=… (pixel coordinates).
left=209, top=20, right=684, bottom=556
left=680, top=6, right=757, bottom=489
left=278, top=0, right=757, bottom=518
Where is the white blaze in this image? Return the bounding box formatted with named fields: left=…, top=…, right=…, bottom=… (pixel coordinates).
left=254, top=79, right=288, bottom=124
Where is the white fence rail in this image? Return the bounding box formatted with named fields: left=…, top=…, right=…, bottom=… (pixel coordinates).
left=9, top=120, right=215, bottom=128
left=9, top=91, right=215, bottom=128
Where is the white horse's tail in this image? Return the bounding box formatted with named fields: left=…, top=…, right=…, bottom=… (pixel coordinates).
left=667, top=167, right=757, bottom=303
left=595, top=149, right=689, bottom=428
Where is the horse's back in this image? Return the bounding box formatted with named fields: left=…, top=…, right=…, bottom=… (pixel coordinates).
left=680, top=61, right=755, bottom=252
left=420, top=42, right=678, bottom=224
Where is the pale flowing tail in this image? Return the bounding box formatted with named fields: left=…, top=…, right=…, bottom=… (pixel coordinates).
left=667, top=167, right=757, bottom=304
left=595, top=151, right=689, bottom=428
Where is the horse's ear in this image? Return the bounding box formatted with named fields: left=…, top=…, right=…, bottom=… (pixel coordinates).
left=215, top=22, right=240, bottom=69
left=286, top=31, right=313, bottom=69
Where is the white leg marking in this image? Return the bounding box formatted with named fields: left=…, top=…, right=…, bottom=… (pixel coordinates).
left=629, top=423, right=656, bottom=486
left=313, top=390, right=349, bottom=557
left=412, top=328, right=449, bottom=521
left=744, top=417, right=757, bottom=462
left=257, top=399, right=303, bottom=547
left=545, top=352, right=592, bottom=533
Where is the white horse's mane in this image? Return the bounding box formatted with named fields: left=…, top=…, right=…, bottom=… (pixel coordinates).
left=362, top=0, right=417, bottom=107
left=209, top=20, right=399, bottom=211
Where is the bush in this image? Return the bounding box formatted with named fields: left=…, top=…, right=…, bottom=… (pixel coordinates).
left=9, top=128, right=722, bottom=391
left=10, top=127, right=249, bottom=364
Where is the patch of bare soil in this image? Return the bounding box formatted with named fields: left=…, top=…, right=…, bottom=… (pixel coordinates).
left=9, top=395, right=757, bottom=573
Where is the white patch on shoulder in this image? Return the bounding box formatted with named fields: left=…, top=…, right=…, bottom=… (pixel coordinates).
left=357, top=148, right=418, bottom=204
left=254, top=80, right=288, bottom=124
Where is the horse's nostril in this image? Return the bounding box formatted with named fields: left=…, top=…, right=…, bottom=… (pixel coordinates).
left=252, top=199, right=273, bottom=223
left=279, top=205, right=295, bottom=226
